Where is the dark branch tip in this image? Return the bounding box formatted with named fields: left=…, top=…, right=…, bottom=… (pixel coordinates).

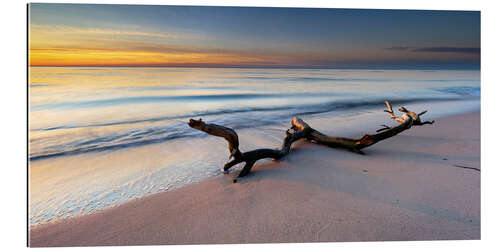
left=188, top=118, right=205, bottom=128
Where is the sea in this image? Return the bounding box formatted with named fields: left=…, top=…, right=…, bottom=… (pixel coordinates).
left=28, top=67, right=480, bottom=226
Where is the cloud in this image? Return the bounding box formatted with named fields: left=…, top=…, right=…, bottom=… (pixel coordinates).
left=384, top=46, right=412, bottom=51
left=30, top=24, right=191, bottom=40
left=412, top=47, right=480, bottom=54
left=384, top=46, right=480, bottom=54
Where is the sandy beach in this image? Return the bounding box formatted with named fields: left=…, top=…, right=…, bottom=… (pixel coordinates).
left=29, top=111, right=480, bottom=247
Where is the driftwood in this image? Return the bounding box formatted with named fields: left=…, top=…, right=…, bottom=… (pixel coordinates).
left=188, top=100, right=434, bottom=183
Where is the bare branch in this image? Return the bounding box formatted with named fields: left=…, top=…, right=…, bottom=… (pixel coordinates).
left=384, top=101, right=406, bottom=123
left=188, top=118, right=241, bottom=158
left=189, top=100, right=435, bottom=182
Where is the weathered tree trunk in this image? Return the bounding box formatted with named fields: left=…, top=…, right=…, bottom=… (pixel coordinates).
left=188, top=100, right=434, bottom=182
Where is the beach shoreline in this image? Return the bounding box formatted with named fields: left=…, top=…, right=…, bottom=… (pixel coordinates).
left=28, top=66, right=480, bottom=228
left=29, top=110, right=480, bottom=247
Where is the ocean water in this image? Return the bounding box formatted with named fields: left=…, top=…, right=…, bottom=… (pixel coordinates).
left=29, top=67, right=480, bottom=226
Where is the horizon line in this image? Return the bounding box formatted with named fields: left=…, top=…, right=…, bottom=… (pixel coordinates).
left=28, top=64, right=480, bottom=70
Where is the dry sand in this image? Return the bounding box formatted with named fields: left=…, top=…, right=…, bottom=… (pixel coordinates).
left=29, top=112, right=480, bottom=247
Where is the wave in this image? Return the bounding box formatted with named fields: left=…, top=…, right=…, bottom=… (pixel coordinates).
left=29, top=96, right=465, bottom=161
left=245, top=76, right=478, bottom=83
left=245, top=76, right=386, bottom=82
left=30, top=92, right=337, bottom=111
left=434, top=86, right=480, bottom=96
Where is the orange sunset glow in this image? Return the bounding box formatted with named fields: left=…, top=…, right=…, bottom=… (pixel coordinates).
left=29, top=4, right=480, bottom=69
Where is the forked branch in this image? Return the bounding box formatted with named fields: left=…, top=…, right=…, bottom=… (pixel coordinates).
left=188, top=100, right=434, bottom=182
left=188, top=118, right=310, bottom=182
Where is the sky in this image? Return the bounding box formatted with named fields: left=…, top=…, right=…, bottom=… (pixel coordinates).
left=28, top=3, right=480, bottom=69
